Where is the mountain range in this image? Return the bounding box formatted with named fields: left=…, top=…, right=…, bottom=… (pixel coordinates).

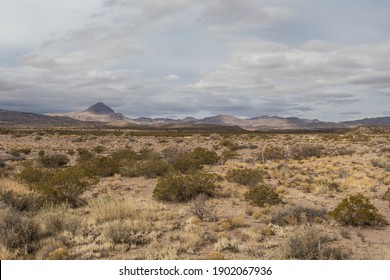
left=1, top=102, right=389, bottom=130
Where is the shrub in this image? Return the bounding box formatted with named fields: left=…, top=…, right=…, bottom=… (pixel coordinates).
left=288, top=144, right=324, bottom=160
left=191, top=147, right=220, bottom=165
left=76, top=148, right=93, bottom=161
left=226, top=168, right=263, bottom=187
left=17, top=167, right=46, bottom=190
left=220, top=139, right=239, bottom=151
left=9, top=147, right=31, bottom=157
left=285, top=228, right=348, bottom=260
left=0, top=188, right=41, bottom=212
left=80, top=156, right=120, bottom=177
left=259, top=147, right=285, bottom=162
left=0, top=208, right=41, bottom=253
left=38, top=154, right=69, bottom=168
left=0, top=159, right=6, bottom=168
left=271, top=205, right=327, bottom=226
left=171, top=147, right=219, bottom=173
left=104, top=221, right=151, bottom=245
left=244, top=184, right=281, bottom=207
left=329, top=194, right=387, bottom=227
left=136, top=158, right=170, bottom=178
left=35, top=166, right=96, bottom=206
left=189, top=193, right=208, bottom=220
left=154, top=171, right=217, bottom=202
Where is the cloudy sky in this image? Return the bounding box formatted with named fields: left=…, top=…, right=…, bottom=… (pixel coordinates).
left=1, top=0, right=389, bottom=121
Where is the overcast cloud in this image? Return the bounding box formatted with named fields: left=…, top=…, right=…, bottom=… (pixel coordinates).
left=0, top=0, right=389, bottom=121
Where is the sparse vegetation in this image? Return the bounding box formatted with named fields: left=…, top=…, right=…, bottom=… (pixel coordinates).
left=1, top=127, right=389, bottom=260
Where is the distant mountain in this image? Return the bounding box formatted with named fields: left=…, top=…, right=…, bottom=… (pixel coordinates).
left=2, top=102, right=389, bottom=130
left=0, top=108, right=86, bottom=126
left=341, top=116, right=390, bottom=126
left=131, top=113, right=389, bottom=130
left=84, top=102, right=115, bottom=115
left=47, top=102, right=133, bottom=123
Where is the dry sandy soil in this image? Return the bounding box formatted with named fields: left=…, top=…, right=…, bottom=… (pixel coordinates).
left=0, top=127, right=389, bottom=260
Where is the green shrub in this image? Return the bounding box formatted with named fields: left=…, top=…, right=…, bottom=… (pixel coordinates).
left=111, top=147, right=138, bottom=162
left=191, top=147, right=220, bottom=165
left=220, top=139, right=239, bottom=151
left=80, top=156, right=120, bottom=177
left=136, top=158, right=170, bottom=178
left=171, top=147, right=220, bottom=173
left=244, top=184, right=281, bottom=207
left=35, top=166, right=96, bottom=206
left=38, top=154, right=69, bottom=168
left=329, top=194, right=387, bottom=227
left=0, top=159, right=5, bottom=168
left=226, top=168, right=263, bottom=187
left=154, top=171, right=217, bottom=202
left=17, top=167, right=47, bottom=190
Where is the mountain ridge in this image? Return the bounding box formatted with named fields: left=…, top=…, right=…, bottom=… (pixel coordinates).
left=2, top=102, right=390, bottom=130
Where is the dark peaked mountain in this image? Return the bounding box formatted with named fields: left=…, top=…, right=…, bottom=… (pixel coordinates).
left=84, top=102, right=115, bottom=115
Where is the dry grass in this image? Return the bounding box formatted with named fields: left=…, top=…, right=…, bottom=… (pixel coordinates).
left=0, top=128, right=389, bottom=259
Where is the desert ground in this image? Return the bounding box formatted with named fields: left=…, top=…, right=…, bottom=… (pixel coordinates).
left=0, top=126, right=389, bottom=260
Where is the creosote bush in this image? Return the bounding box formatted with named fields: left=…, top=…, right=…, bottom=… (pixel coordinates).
left=226, top=168, right=263, bottom=187
left=329, top=194, right=387, bottom=227
left=17, top=166, right=46, bottom=190
left=18, top=165, right=95, bottom=206
left=79, top=156, right=120, bottom=177
left=154, top=171, right=217, bottom=202
left=38, top=154, right=69, bottom=168
left=171, top=147, right=220, bottom=173
left=244, top=184, right=281, bottom=207
left=34, top=166, right=96, bottom=206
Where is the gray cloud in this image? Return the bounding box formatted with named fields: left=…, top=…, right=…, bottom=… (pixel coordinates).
left=0, top=0, right=389, bottom=121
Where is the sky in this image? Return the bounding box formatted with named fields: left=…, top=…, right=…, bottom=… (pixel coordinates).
left=0, top=0, right=390, bottom=121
